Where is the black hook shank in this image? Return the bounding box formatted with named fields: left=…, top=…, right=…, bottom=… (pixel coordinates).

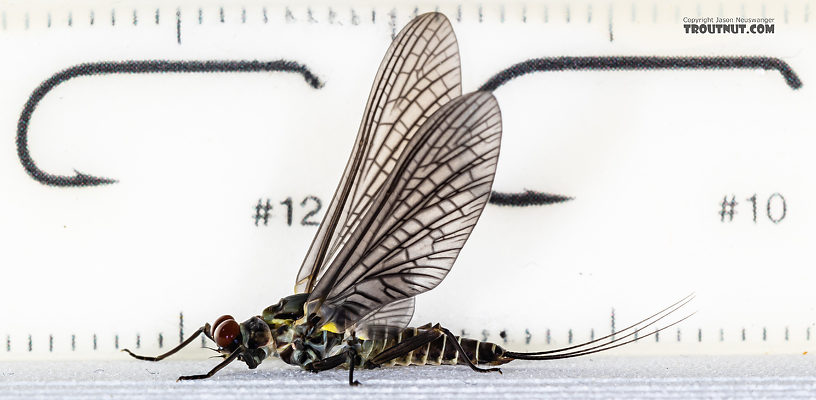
left=17, top=60, right=324, bottom=187
left=489, top=191, right=573, bottom=207
left=479, top=56, right=802, bottom=92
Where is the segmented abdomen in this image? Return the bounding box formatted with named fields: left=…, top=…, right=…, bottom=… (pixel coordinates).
left=360, top=326, right=510, bottom=367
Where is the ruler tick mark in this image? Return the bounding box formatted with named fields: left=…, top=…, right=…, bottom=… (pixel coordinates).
left=90, top=10, right=94, bottom=25
left=219, top=7, right=224, bottom=23
left=176, top=8, right=181, bottom=44
left=611, top=308, right=616, bottom=338
left=133, top=9, right=137, bottom=26
left=155, top=8, right=160, bottom=25
left=608, top=5, right=614, bottom=42
left=111, top=9, right=115, bottom=26
left=389, top=9, right=396, bottom=39
left=263, top=7, right=268, bottom=24
left=241, top=7, right=246, bottom=24
left=68, top=11, right=73, bottom=27
left=198, top=8, right=202, bottom=24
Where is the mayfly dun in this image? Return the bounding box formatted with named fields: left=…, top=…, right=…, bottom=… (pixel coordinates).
left=123, top=12, right=693, bottom=384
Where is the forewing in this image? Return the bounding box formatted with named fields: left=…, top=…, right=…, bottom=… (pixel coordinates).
left=309, top=92, right=502, bottom=332
left=295, top=12, right=461, bottom=293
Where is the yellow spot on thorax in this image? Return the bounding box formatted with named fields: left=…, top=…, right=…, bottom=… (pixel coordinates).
left=321, top=322, right=340, bottom=333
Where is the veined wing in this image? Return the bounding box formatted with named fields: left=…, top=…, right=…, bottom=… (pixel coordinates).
left=309, top=92, right=502, bottom=333
left=294, top=12, right=462, bottom=294
left=351, top=298, right=415, bottom=339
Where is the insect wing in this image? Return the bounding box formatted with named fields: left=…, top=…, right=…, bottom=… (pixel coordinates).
left=294, top=12, right=462, bottom=294
left=309, top=92, right=502, bottom=333
left=352, top=297, right=416, bottom=339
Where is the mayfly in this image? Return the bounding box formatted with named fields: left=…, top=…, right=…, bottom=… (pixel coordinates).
left=124, top=12, right=693, bottom=384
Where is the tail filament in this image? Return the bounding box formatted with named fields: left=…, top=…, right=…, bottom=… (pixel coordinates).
left=504, top=294, right=695, bottom=360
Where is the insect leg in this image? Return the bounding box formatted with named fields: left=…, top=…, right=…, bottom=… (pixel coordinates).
left=346, top=347, right=360, bottom=386
left=176, top=346, right=243, bottom=381
left=122, top=323, right=212, bottom=361
left=438, top=326, right=502, bottom=374
left=368, top=328, right=443, bottom=365
left=305, top=353, right=346, bottom=373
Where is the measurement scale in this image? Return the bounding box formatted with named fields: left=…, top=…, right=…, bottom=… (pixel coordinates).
left=0, top=0, right=813, bottom=359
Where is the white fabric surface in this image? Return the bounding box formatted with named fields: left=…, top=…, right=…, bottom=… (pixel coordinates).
left=2, top=355, right=815, bottom=399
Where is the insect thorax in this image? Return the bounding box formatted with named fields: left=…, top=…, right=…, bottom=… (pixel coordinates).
left=274, top=324, right=345, bottom=367
left=261, top=293, right=345, bottom=368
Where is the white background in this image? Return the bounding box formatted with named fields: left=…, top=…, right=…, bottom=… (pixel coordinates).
left=0, top=0, right=813, bottom=358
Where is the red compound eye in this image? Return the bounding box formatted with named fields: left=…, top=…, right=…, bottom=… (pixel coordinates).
left=214, top=319, right=241, bottom=349
left=211, top=314, right=235, bottom=337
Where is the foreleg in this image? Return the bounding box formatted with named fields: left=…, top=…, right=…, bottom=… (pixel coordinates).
left=123, top=324, right=212, bottom=361
left=176, top=346, right=242, bottom=381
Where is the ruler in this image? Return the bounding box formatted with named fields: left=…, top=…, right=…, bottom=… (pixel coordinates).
left=0, top=0, right=813, bottom=358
